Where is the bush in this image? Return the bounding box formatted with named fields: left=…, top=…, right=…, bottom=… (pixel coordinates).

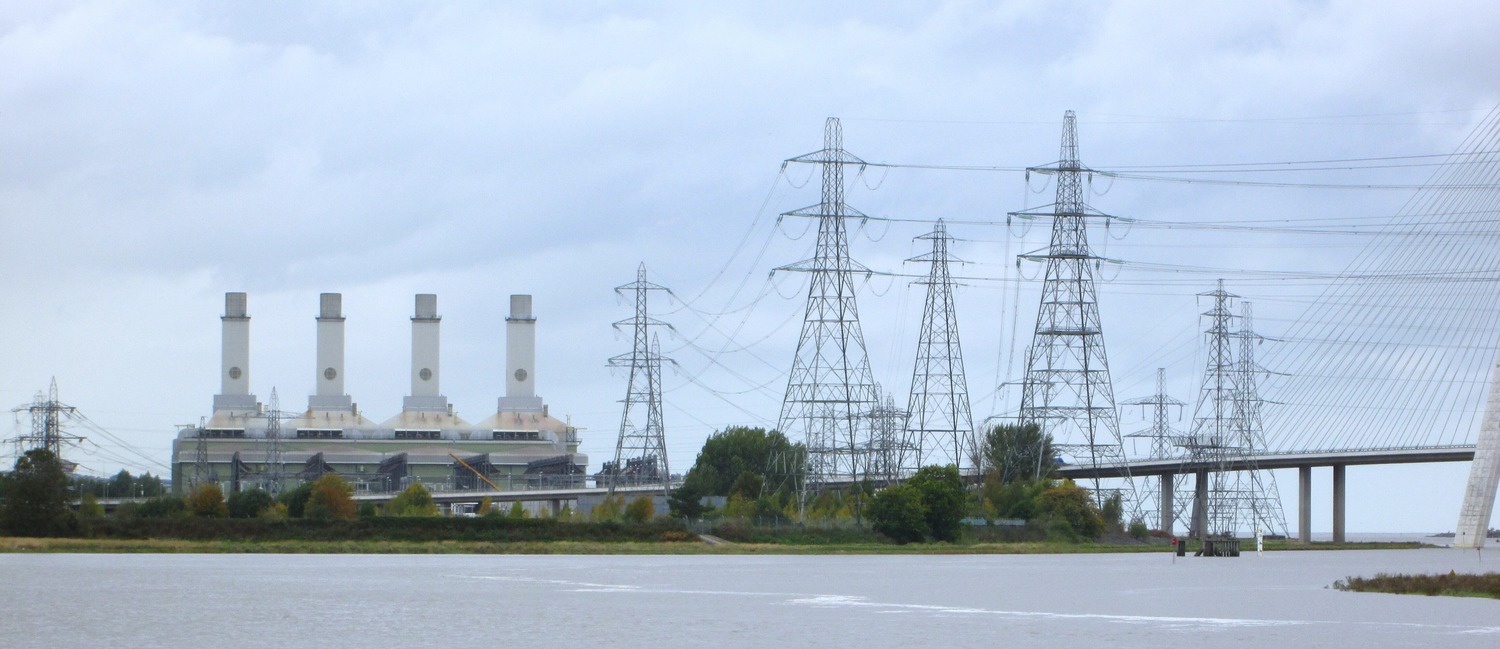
left=590, top=495, right=625, bottom=522
left=186, top=484, right=229, bottom=518
left=507, top=501, right=529, bottom=519
left=907, top=465, right=967, bottom=543
left=1128, top=521, right=1150, bottom=540
left=624, top=497, right=655, bottom=524
left=79, top=493, right=105, bottom=519
left=870, top=484, right=927, bottom=544
left=227, top=489, right=274, bottom=519
left=137, top=495, right=187, bottom=519
left=1036, top=480, right=1104, bottom=540
left=386, top=483, right=439, bottom=517
left=260, top=502, right=289, bottom=521
left=305, top=475, right=356, bottom=521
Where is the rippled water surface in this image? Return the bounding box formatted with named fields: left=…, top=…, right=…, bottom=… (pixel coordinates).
left=2, top=548, right=1497, bottom=647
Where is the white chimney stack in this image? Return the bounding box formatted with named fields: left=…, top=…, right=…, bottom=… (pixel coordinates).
left=310, top=292, right=353, bottom=411
left=499, top=294, right=543, bottom=412
left=213, top=292, right=257, bottom=412
left=403, top=293, right=448, bottom=412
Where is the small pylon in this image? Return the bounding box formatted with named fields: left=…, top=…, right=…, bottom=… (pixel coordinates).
left=607, top=263, right=674, bottom=496
left=1123, top=369, right=1186, bottom=459
left=867, top=387, right=913, bottom=483
left=1123, top=368, right=1185, bottom=532
left=905, top=219, right=976, bottom=472
left=259, top=388, right=288, bottom=496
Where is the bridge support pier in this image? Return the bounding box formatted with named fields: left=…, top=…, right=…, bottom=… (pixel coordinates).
left=1298, top=466, right=1312, bottom=543
left=1333, top=464, right=1346, bottom=544
left=1191, top=469, right=1209, bottom=538
left=1159, top=474, right=1174, bottom=534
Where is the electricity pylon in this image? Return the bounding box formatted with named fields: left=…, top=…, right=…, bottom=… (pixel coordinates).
left=1123, top=368, right=1186, bottom=459
left=262, top=388, right=286, bottom=496
left=775, top=117, right=881, bottom=504
left=1014, top=110, right=1135, bottom=513
left=608, top=263, right=673, bottom=497
left=1179, top=283, right=1288, bottom=537
left=867, top=387, right=913, bottom=483
left=1123, top=368, right=1185, bottom=532
left=1228, top=301, right=1289, bottom=537
left=8, top=377, right=84, bottom=469
left=905, top=219, right=975, bottom=472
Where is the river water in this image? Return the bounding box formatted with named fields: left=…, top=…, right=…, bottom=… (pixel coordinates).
left=2, top=548, right=1496, bottom=647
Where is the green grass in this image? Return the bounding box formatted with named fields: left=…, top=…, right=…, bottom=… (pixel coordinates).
left=1334, top=572, right=1500, bottom=599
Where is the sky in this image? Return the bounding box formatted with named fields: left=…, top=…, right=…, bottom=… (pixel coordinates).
left=3, top=0, right=1499, bottom=534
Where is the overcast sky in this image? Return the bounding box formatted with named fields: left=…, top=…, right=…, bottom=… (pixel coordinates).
left=3, top=1, right=1499, bottom=534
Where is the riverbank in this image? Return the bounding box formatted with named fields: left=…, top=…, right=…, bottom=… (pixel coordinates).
left=0, top=536, right=1429, bottom=555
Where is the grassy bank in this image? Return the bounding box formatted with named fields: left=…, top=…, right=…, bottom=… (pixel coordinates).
left=0, top=533, right=1430, bottom=555
left=0, top=536, right=1198, bottom=555
left=1334, top=572, right=1500, bottom=599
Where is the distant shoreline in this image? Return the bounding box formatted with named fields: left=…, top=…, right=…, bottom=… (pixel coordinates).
left=0, top=537, right=1432, bottom=555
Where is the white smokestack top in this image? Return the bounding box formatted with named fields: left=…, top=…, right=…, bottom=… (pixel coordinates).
left=403, top=293, right=448, bottom=412
left=310, top=292, right=353, bottom=411
left=499, top=294, right=543, bottom=412
left=213, top=292, right=256, bottom=412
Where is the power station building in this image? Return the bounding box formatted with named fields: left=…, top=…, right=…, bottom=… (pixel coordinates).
left=170, top=292, right=588, bottom=495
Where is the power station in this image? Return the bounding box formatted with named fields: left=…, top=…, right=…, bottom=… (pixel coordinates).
left=170, top=292, right=587, bottom=494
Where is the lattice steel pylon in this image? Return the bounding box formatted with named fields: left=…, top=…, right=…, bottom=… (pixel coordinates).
left=905, top=219, right=975, bottom=472
left=775, top=117, right=881, bottom=502
left=867, top=387, right=913, bottom=483
left=1124, top=369, right=1186, bottom=460
left=1179, top=282, right=1239, bottom=537
left=1123, top=368, right=1185, bottom=532
left=1178, top=284, right=1289, bottom=538
left=262, top=388, right=285, bottom=496
left=8, top=377, right=84, bottom=468
left=1013, top=110, right=1136, bottom=513
left=607, top=263, right=674, bottom=497
left=1228, top=302, right=1290, bottom=537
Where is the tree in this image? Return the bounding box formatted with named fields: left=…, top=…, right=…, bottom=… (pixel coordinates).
left=680, top=427, right=801, bottom=496
left=623, top=497, right=655, bottom=524
left=277, top=482, right=315, bottom=518
left=667, top=482, right=707, bottom=519
left=227, top=489, right=274, bottom=519
left=1100, top=493, right=1125, bottom=534
left=386, top=482, right=439, bottom=516
left=907, top=465, right=968, bottom=543
left=728, top=471, right=763, bottom=500
left=186, top=483, right=229, bottom=518
left=305, top=475, right=356, bottom=521
left=870, top=484, right=927, bottom=544
left=979, top=423, right=1056, bottom=484
left=1, top=449, right=75, bottom=537
left=109, top=470, right=134, bottom=498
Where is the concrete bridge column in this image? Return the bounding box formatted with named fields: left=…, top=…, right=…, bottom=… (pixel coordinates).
left=1298, top=466, right=1312, bottom=543
left=1191, top=469, right=1209, bottom=538
left=1159, top=474, right=1174, bottom=534
left=1332, top=464, right=1346, bottom=544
